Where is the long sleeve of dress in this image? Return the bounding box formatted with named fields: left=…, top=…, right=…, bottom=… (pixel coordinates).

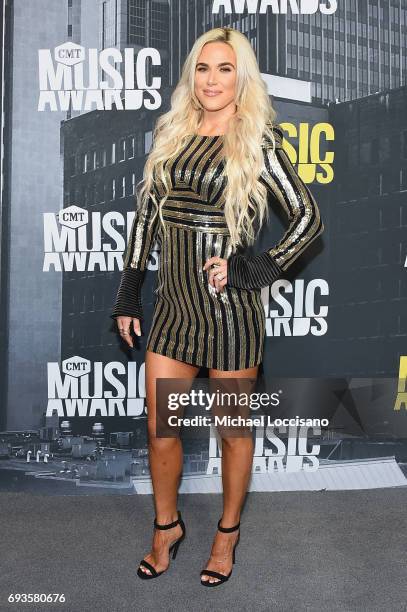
left=227, top=126, right=324, bottom=290
left=110, top=187, right=160, bottom=321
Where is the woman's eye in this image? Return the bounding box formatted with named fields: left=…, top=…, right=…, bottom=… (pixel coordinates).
left=196, top=67, right=232, bottom=72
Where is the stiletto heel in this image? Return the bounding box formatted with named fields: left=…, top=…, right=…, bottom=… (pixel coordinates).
left=137, top=510, right=186, bottom=580
left=200, top=517, right=240, bottom=587
left=169, top=534, right=183, bottom=560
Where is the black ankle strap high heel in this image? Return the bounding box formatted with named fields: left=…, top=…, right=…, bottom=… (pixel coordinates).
left=200, top=518, right=240, bottom=587
left=137, top=510, right=186, bottom=580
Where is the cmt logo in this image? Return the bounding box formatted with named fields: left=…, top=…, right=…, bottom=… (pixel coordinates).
left=43, top=205, right=159, bottom=272
left=394, top=356, right=407, bottom=411
left=46, top=356, right=146, bottom=417
left=280, top=122, right=335, bottom=185
left=55, top=42, right=85, bottom=64
left=62, top=356, right=91, bottom=377
left=58, top=205, right=88, bottom=229
left=38, top=41, right=162, bottom=111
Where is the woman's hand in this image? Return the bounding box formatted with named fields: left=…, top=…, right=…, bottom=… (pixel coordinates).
left=203, top=257, right=228, bottom=293
left=115, top=316, right=141, bottom=348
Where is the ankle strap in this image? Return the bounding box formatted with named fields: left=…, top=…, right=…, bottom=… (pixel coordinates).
left=217, top=518, right=240, bottom=532
left=154, top=510, right=181, bottom=530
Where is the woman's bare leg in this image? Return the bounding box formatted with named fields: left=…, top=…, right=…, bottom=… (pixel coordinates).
left=200, top=364, right=258, bottom=583
left=138, top=350, right=200, bottom=576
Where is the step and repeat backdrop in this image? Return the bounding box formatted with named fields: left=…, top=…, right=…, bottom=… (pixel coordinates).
left=1, top=0, right=407, bottom=494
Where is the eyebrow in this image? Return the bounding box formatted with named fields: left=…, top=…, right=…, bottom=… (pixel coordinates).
left=196, top=61, right=235, bottom=68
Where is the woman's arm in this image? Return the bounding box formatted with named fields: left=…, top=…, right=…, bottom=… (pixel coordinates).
left=110, top=187, right=160, bottom=321
left=227, top=126, right=324, bottom=290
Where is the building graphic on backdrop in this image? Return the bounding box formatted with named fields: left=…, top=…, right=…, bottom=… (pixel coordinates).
left=102, top=0, right=170, bottom=86
left=204, top=0, right=407, bottom=103
left=96, top=0, right=407, bottom=105
left=3, top=0, right=100, bottom=436
left=327, top=86, right=407, bottom=376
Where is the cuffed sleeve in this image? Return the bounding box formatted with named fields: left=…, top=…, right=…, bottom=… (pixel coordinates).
left=227, top=251, right=283, bottom=291
left=110, top=187, right=160, bottom=321
left=227, top=125, right=324, bottom=291
left=110, top=267, right=145, bottom=320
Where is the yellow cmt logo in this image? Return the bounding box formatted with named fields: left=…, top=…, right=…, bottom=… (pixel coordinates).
left=394, top=355, right=407, bottom=411
left=280, top=122, right=335, bottom=185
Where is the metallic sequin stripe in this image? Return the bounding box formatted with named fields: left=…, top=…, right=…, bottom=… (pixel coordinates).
left=153, top=224, right=175, bottom=355
left=172, top=227, right=190, bottom=358
left=204, top=233, right=223, bottom=368
left=162, top=218, right=230, bottom=233
left=162, top=208, right=226, bottom=222
left=178, top=136, right=220, bottom=183
left=163, top=201, right=225, bottom=215
left=207, top=171, right=227, bottom=206
left=163, top=225, right=184, bottom=356
left=145, top=253, right=171, bottom=351
left=182, top=138, right=218, bottom=188
left=179, top=229, right=198, bottom=364
left=165, top=196, right=226, bottom=211
left=197, top=232, right=215, bottom=361
left=125, top=195, right=160, bottom=270
left=240, top=285, right=259, bottom=370
left=264, top=146, right=322, bottom=270
left=213, top=234, right=231, bottom=368
left=228, top=284, right=250, bottom=368
left=161, top=215, right=228, bottom=229
left=191, top=141, right=223, bottom=194
left=259, top=164, right=291, bottom=218
left=197, top=145, right=225, bottom=201
left=170, top=136, right=206, bottom=185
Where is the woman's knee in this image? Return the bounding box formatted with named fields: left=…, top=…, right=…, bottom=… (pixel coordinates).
left=221, top=433, right=253, bottom=450
left=147, top=426, right=181, bottom=450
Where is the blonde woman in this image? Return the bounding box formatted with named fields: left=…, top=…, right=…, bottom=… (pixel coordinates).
left=110, top=27, right=324, bottom=586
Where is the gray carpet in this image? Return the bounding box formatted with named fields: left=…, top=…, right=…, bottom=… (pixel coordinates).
left=1, top=489, right=407, bottom=612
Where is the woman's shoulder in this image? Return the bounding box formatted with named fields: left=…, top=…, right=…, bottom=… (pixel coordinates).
left=261, top=122, right=284, bottom=149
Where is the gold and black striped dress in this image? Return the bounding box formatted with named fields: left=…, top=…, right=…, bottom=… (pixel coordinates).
left=111, top=126, right=324, bottom=371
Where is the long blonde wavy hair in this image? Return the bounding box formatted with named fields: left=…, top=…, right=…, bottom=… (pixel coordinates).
left=135, top=26, right=278, bottom=252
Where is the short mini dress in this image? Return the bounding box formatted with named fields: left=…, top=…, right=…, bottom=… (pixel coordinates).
left=110, top=125, right=324, bottom=371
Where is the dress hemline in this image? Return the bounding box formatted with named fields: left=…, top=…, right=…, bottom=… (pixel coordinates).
left=145, top=344, right=263, bottom=372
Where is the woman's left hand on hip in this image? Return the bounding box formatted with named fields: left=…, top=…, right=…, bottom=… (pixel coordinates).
left=203, top=257, right=228, bottom=293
